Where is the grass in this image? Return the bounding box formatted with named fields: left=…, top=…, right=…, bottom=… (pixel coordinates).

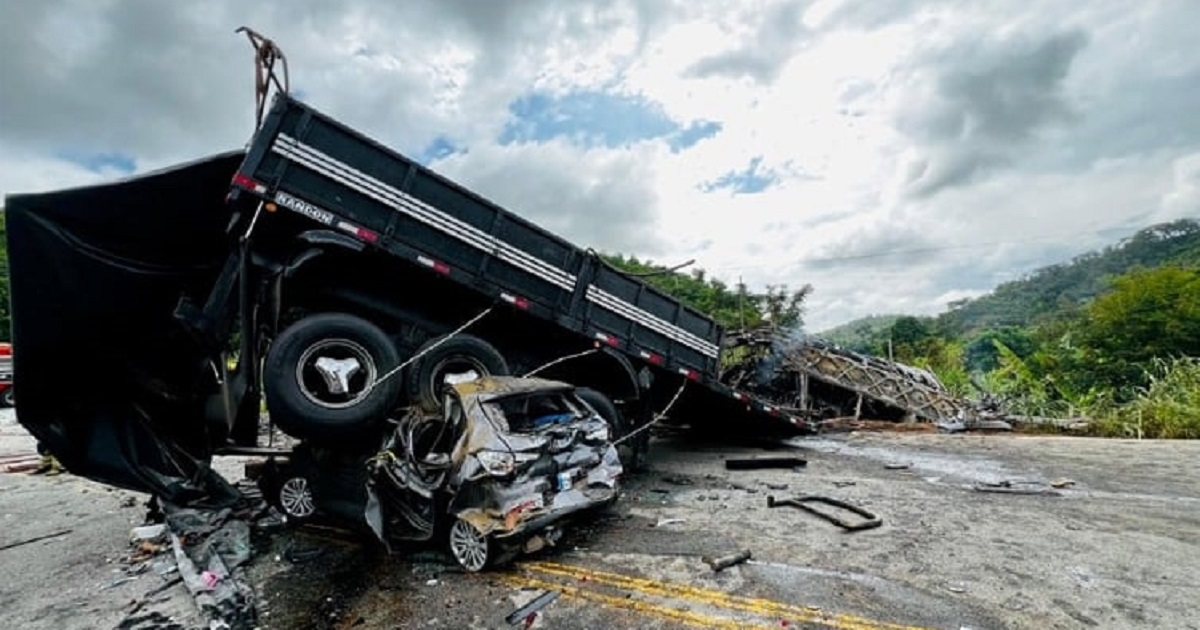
left=1087, top=357, right=1200, bottom=439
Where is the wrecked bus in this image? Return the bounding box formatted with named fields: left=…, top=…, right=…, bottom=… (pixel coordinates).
left=3, top=93, right=808, bottom=529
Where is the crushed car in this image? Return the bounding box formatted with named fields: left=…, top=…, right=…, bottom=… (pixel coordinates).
left=251, top=375, right=625, bottom=571
left=362, top=375, right=623, bottom=571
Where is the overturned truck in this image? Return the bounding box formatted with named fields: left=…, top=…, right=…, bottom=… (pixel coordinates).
left=5, top=91, right=815, bottom=558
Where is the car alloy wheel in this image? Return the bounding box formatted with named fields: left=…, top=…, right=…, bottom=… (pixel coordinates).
left=448, top=518, right=490, bottom=572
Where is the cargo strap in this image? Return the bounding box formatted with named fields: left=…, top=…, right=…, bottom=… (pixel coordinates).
left=237, top=26, right=290, bottom=130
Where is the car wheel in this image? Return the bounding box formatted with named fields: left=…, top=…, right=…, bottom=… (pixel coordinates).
left=407, top=334, right=508, bottom=412
left=277, top=475, right=317, bottom=522
left=448, top=517, right=491, bottom=572
left=0, top=388, right=12, bottom=408
left=264, top=313, right=402, bottom=442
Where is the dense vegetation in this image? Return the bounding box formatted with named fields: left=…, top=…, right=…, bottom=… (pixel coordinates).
left=822, top=219, right=1200, bottom=438
left=602, top=254, right=813, bottom=332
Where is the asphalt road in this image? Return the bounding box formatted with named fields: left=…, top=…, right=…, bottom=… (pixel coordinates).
left=3, top=407, right=1199, bottom=629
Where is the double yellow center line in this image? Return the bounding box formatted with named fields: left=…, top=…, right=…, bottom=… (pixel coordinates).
left=504, top=560, right=932, bottom=629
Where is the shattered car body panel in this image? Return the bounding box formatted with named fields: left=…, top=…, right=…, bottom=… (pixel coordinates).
left=365, top=376, right=621, bottom=558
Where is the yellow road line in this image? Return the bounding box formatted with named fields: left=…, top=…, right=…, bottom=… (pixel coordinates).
left=499, top=574, right=767, bottom=629
left=519, top=561, right=932, bottom=630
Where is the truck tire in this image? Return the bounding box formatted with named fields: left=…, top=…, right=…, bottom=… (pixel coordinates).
left=576, top=387, right=621, bottom=433
left=264, top=313, right=402, bottom=441
left=407, top=334, right=508, bottom=412
left=577, top=387, right=645, bottom=471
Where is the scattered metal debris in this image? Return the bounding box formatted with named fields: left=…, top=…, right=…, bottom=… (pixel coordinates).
left=1050, top=479, right=1076, bottom=489
left=703, top=549, right=752, bottom=572
left=767, top=495, right=883, bottom=531
left=505, top=589, right=561, bottom=626
left=725, top=457, right=808, bottom=471
left=651, top=518, right=686, bottom=528
left=130, top=524, right=168, bottom=544
left=884, top=463, right=910, bottom=470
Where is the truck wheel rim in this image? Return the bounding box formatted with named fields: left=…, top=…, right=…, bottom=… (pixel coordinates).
left=428, top=356, right=488, bottom=394
left=296, top=338, right=377, bottom=409
left=449, top=519, right=488, bottom=571
left=279, top=477, right=315, bottom=518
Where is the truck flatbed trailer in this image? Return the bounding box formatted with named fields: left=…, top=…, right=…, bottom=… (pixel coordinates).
left=5, top=93, right=809, bottom=505
left=234, top=94, right=723, bottom=385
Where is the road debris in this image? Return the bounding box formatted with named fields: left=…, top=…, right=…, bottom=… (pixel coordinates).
left=505, top=589, right=561, bottom=626
left=651, top=518, right=686, bottom=528
left=884, top=463, right=910, bottom=470
left=130, top=524, right=168, bottom=544
left=972, top=481, right=1061, bottom=496
left=725, top=457, right=808, bottom=471
left=1050, top=478, right=1076, bottom=489
left=703, top=549, right=753, bottom=572
left=767, top=495, right=883, bottom=531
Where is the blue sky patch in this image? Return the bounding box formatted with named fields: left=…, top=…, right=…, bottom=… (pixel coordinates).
left=499, top=89, right=720, bottom=151
left=701, top=157, right=778, bottom=194
left=669, top=120, right=722, bottom=152
left=59, top=151, right=136, bottom=174
left=417, top=135, right=464, bottom=164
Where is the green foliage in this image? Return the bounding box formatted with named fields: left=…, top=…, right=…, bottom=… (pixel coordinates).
left=602, top=254, right=812, bottom=331
left=910, top=338, right=972, bottom=397
left=963, top=327, right=1035, bottom=373
left=1071, top=266, right=1200, bottom=398
left=1089, top=358, right=1200, bottom=439
left=818, top=314, right=902, bottom=353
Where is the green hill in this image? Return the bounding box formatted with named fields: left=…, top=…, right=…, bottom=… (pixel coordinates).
left=817, top=314, right=903, bottom=350
left=937, top=219, right=1200, bottom=336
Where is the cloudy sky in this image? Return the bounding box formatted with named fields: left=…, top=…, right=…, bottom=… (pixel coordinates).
left=3, top=0, right=1198, bottom=331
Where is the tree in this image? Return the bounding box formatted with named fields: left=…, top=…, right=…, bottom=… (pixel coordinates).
left=601, top=254, right=813, bottom=332
left=760, top=283, right=813, bottom=331
left=1073, top=266, right=1200, bottom=397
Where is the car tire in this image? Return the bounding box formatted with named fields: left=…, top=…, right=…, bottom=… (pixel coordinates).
left=0, top=388, right=12, bottom=408
left=447, top=517, right=492, bottom=572
left=264, top=313, right=402, bottom=442
left=407, top=334, right=508, bottom=412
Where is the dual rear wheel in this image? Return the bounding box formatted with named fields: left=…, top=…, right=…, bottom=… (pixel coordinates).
left=263, top=312, right=508, bottom=442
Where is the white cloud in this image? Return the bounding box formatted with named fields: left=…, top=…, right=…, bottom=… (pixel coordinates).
left=2, top=0, right=1199, bottom=334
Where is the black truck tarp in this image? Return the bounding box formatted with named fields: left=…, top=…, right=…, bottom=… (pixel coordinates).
left=5, top=151, right=246, bottom=505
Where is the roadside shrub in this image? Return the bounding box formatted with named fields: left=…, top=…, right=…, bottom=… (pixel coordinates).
left=1088, top=357, right=1200, bottom=438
